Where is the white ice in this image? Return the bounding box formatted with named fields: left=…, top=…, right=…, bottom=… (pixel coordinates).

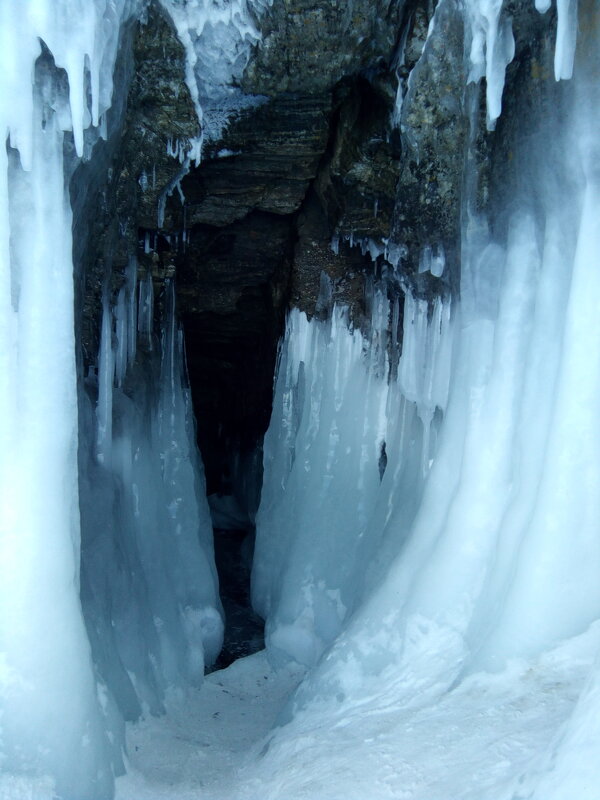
left=253, top=280, right=454, bottom=670
left=81, top=272, right=223, bottom=724
left=0, top=1, right=221, bottom=795
left=0, top=1, right=143, bottom=796
left=252, top=3, right=600, bottom=798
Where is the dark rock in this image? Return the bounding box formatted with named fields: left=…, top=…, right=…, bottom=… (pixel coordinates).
left=315, top=75, right=400, bottom=243
left=72, top=2, right=199, bottom=363
left=243, top=0, right=405, bottom=95
left=183, top=93, right=331, bottom=226
left=177, top=210, right=294, bottom=493
left=392, top=0, right=468, bottom=291
left=211, top=528, right=264, bottom=671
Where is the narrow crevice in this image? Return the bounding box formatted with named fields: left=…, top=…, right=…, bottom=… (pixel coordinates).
left=211, top=526, right=265, bottom=671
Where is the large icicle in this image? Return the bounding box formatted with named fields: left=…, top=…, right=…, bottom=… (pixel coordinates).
left=80, top=273, right=223, bottom=720
left=253, top=285, right=454, bottom=668
left=0, top=1, right=142, bottom=797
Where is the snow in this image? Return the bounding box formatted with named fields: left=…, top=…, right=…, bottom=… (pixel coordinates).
left=111, top=625, right=600, bottom=800
left=115, top=651, right=305, bottom=800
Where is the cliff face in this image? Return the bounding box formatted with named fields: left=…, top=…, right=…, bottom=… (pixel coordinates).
left=74, top=0, right=556, bottom=496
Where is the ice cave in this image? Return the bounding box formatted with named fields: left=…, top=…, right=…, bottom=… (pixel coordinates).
left=1, top=0, right=599, bottom=798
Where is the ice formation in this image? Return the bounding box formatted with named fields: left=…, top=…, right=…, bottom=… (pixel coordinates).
left=253, top=284, right=454, bottom=667
left=254, top=3, right=600, bottom=795
left=80, top=268, right=223, bottom=724
left=0, top=3, right=144, bottom=797
left=0, top=1, right=221, bottom=797
left=158, top=0, right=273, bottom=144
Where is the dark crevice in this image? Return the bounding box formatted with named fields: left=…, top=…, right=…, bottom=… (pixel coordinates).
left=210, top=527, right=264, bottom=671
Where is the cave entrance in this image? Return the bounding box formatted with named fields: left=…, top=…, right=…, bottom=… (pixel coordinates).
left=174, top=210, right=295, bottom=668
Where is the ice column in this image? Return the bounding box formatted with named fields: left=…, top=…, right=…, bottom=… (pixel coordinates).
left=80, top=274, right=223, bottom=720
left=0, top=1, right=142, bottom=797
left=253, top=285, right=453, bottom=668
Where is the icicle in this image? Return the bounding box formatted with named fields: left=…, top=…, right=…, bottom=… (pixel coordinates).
left=127, top=256, right=138, bottom=366
left=554, top=0, right=578, bottom=80
left=466, top=0, right=515, bottom=128
left=254, top=280, right=453, bottom=668
left=96, top=295, right=114, bottom=466
left=138, top=271, right=154, bottom=349
left=114, top=286, right=128, bottom=387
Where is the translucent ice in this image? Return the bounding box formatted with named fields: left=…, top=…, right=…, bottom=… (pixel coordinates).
left=0, top=2, right=222, bottom=795
left=253, top=286, right=454, bottom=668
left=282, top=14, right=600, bottom=784
left=81, top=275, right=223, bottom=720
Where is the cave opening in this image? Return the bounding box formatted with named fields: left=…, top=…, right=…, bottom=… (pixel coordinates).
left=171, top=207, right=297, bottom=668
left=157, top=65, right=401, bottom=668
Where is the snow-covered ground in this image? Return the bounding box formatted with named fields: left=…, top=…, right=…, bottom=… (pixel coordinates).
left=116, top=623, right=600, bottom=800
left=116, top=652, right=306, bottom=799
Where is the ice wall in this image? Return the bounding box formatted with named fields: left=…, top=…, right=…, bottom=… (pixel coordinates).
left=253, top=284, right=454, bottom=667
left=0, top=3, right=143, bottom=798
left=80, top=269, right=223, bottom=724
left=256, top=1, right=600, bottom=791
left=0, top=1, right=224, bottom=797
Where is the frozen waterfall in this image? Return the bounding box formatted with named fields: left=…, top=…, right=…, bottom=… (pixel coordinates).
left=253, top=0, right=600, bottom=795
left=0, top=0, right=599, bottom=798
left=0, top=2, right=222, bottom=797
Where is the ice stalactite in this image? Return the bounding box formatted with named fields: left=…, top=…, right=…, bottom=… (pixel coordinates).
left=80, top=269, right=223, bottom=725
left=253, top=283, right=454, bottom=668
left=0, top=2, right=143, bottom=797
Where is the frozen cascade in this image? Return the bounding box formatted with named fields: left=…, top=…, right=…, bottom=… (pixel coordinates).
left=253, top=286, right=454, bottom=668
left=0, top=2, right=145, bottom=797
left=0, top=1, right=221, bottom=797
left=80, top=270, right=222, bottom=725
left=252, top=3, right=600, bottom=798
left=1, top=0, right=600, bottom=798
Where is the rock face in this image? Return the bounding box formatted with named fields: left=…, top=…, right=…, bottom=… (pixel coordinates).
left=71, top=4, right=199, bottom=361
left=393, top=0, right=467, bottom=293
left=73, top=0, right=411, bottom=496
left=75, top=0, right=555, bottom=500
left=243, top=0, right=404, bottom=95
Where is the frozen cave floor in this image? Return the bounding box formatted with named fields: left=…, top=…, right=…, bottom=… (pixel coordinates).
left=212, top=527, right=265, bottom=671
left=115, top=622, right=600, bottom=800
left=116, top=651, right=306, bottom=800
